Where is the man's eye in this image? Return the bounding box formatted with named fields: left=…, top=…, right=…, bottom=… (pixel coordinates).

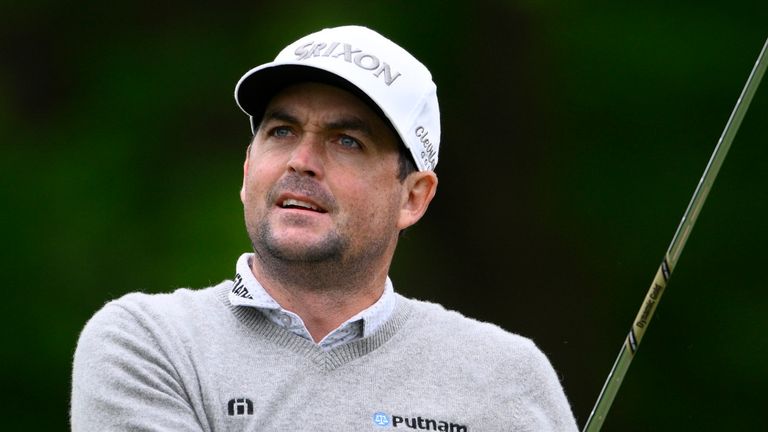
left=270, top=126, right=292, bottom=137
left=339, top=135, right=361, bottom=149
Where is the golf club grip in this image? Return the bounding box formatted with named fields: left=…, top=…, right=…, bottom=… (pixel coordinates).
left=582, top=36, right=768, bottom=432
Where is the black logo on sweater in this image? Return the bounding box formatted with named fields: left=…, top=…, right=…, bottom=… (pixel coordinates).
left=228, top=398, right=254, bottom=416
left=231, top=273, right=253, bottom=299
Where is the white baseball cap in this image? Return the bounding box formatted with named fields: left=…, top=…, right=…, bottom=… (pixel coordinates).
left=234, top=25, right=440, bottom=171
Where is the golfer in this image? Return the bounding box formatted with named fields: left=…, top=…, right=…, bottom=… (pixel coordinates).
left=71, top=25, right=578, bottom=431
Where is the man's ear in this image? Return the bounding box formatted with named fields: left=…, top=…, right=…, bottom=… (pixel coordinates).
left=240, top=143, right=252, bottom=203
left=397, top=171, right=438, bottom=230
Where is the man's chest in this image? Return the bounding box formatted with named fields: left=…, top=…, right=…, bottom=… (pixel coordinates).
left=189, top=354, right=511, bottom=432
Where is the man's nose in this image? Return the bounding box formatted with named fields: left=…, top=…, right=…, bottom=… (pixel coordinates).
left=286, top=134, right=324, bottom=178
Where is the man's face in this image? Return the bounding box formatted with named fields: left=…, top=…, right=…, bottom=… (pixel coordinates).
left=240, top=82, right=408, bottom=269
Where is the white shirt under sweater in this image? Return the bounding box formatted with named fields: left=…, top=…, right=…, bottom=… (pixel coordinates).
left=229, top=253, right=396, bottom=350
left=71, top=273, right=579, bottom=431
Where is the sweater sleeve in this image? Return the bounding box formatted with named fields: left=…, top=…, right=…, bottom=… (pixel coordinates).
left=70, top=300, right=206, bottom=432
left=514, top=339, right=579, bottom=432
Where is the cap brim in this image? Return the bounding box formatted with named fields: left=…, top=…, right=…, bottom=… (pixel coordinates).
left=235, top=64, right=389, bottom=134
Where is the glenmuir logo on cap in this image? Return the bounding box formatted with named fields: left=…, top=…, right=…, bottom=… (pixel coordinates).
left=293, top=41, right=402, bottom=86
left=415, top=126, right=437, bottom=171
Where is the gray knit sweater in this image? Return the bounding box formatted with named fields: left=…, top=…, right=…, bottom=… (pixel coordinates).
left=71, top=281, right=578, bottom=431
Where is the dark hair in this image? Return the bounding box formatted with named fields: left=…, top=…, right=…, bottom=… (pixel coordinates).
left=397, top=142, right=418, bottom=182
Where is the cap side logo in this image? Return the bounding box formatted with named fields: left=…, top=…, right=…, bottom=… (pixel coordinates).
left=415, top=126, right=437, bottom=170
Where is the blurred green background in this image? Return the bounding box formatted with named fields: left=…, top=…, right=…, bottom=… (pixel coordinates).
left=2, top=0, right=766, bottom=430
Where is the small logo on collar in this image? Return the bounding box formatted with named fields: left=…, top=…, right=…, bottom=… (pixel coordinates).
left=231, top=273, right=253, bottom=299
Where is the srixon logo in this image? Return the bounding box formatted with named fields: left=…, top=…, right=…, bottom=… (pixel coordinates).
left=373, top=412, right=467, bottom=431
left=294, top=41, right=402, bottom=86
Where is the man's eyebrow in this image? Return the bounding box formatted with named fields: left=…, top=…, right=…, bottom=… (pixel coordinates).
left=324, top=116, right=374, bottom=137
left=262, top=109, right=300, bottom=125
left=262, top=108, right=376, bottom=137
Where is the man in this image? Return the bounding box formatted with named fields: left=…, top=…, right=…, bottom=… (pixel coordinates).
left=71, top=25, right=578, bottom=431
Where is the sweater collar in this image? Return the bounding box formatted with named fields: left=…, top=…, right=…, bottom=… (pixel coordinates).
left=218, top=280, right=414, bottom=372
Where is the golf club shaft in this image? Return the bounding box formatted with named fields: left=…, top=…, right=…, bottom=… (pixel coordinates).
left=583, top=36, right=768, bottom=432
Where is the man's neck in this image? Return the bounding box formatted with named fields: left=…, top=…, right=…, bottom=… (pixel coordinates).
left=249, top=257, right=390, bottom=342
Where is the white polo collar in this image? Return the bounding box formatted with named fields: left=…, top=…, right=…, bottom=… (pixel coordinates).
left=228, top=253, right=396, bottom=350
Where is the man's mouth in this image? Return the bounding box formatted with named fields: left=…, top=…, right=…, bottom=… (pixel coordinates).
left=279, top=198, right=327, bottom=213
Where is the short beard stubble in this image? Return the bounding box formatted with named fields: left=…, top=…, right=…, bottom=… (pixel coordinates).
left=246, top=174, right=398, bottom=294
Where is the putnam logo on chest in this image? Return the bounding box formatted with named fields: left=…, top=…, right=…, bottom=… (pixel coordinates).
left=373, top=412, right=467, bottom=431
